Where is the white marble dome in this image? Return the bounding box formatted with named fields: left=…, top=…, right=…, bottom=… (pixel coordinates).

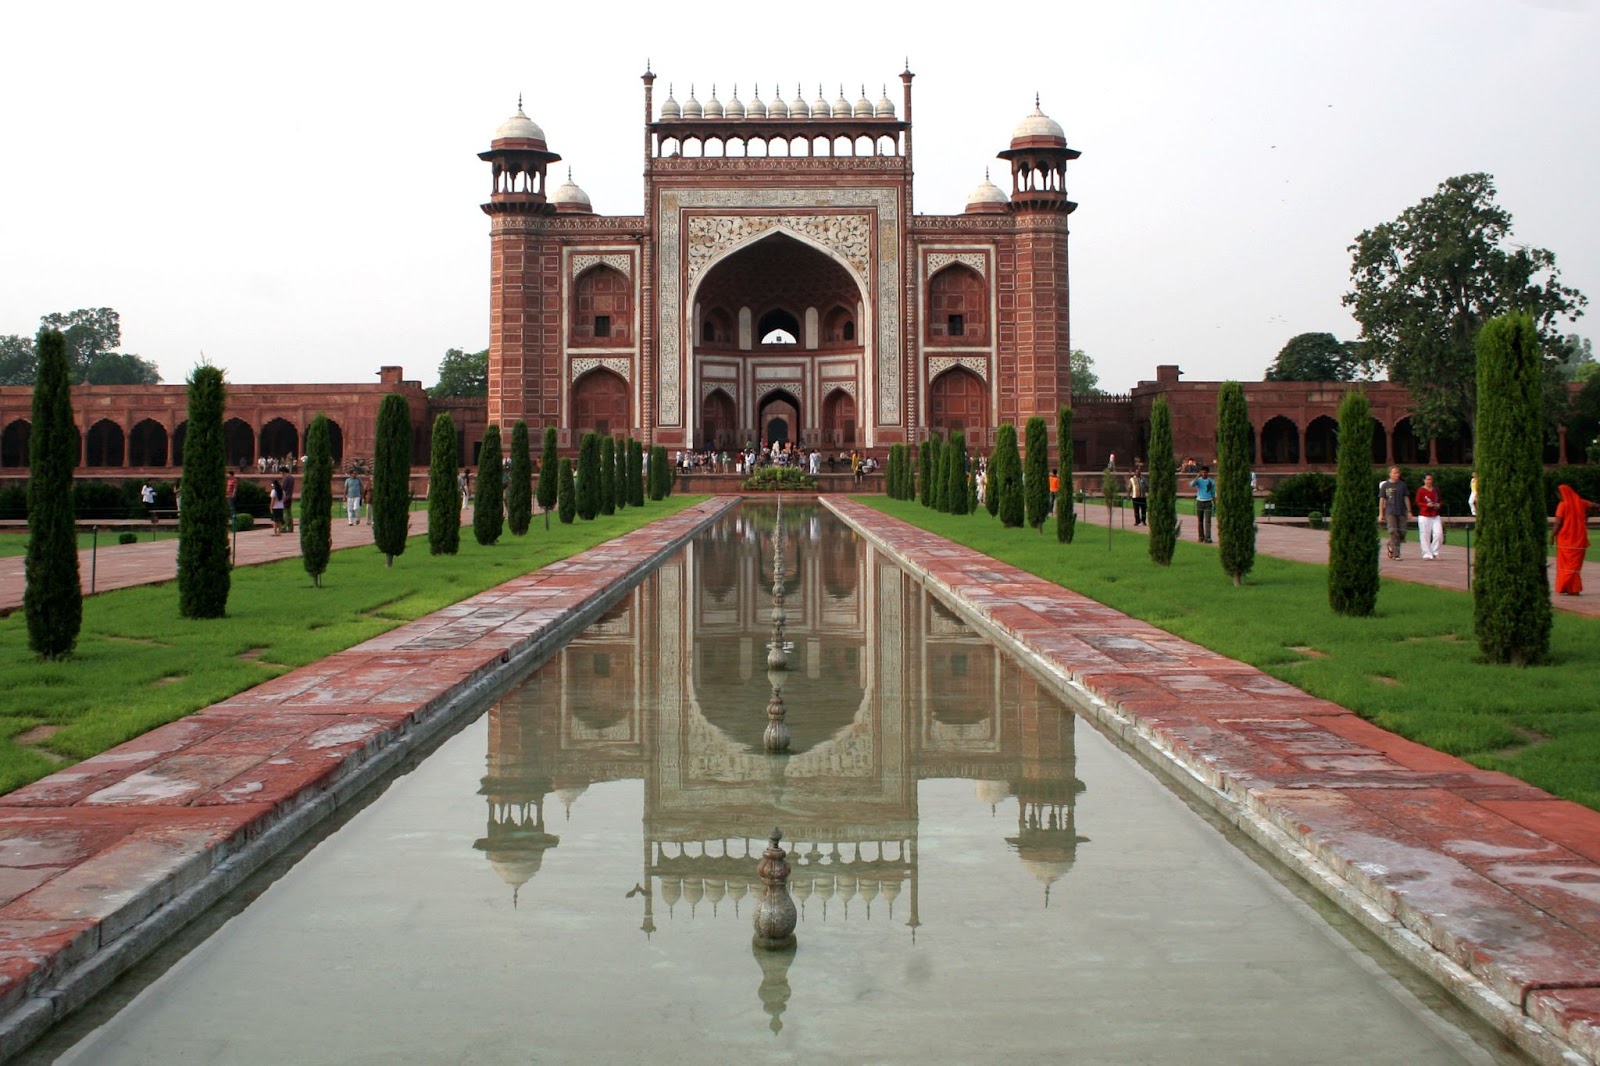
left=1012, top=100, right=1066, bottom=143
left=682, top=86, right=703, bottom=119
left=493, top=105, right=546, bottom=144
left=966, top=173, right=1010, bottom=208
left=875, top=86, right=896, bottom=118
left=660, top=86, right=681, bottom=120
left=549, top=169, right=592, bottom=211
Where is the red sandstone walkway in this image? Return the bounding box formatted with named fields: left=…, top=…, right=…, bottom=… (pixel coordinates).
left=1070, top=504, right=1600, bottom=618
left=825, top=497, right=1600, bottom=1065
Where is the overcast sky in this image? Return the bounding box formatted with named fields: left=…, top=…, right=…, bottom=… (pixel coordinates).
left=2, top=0, right=1595, bottom=394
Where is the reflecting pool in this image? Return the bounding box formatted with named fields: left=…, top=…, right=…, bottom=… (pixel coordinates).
left=32, top=504, right=1522, bottom=1064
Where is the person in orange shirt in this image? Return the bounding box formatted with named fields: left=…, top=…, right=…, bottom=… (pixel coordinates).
left=1048, top=469, right=1060, bottom=514
left=1552, top=484, right=1594, bottom=595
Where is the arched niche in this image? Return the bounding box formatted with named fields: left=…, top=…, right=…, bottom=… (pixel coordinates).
left=571, top=368, right=629, bottom=439
left=572, top=264, right=632, bottom=347
left=929, top=366, right=989, bottom=445
left=927, top=264, right=988, bottom=346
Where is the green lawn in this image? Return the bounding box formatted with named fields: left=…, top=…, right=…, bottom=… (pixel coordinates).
left=861, top=497, right=1600, bottom=810
left=0, top=497, right=706, bottom=795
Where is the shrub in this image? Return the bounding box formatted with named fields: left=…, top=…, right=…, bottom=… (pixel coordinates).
left=428, top=413, right=460, bottom=555
left=118, top=532, right=138, bottom=545
left=234, top=480, right=270, bottom=517
left=233, top=514, right=255, bottom=532
left=72, top=480, right=128, bottom=520
left=1267, top=472, right=1338, bottom=517
left=1328, top=391, right=1378, bottom=616
left=1473, top=312, right=1551, bottom=665
left=1308, top=511, right=1324, bottom=530
left=1147, top=398, right=1177, bottom=565
left=742, top=467, right=817, bottom=491
left=1216, top=382, right=1256, bottom=585
left=178, top=364, right=230, bottom=619
left=0, top=485, right=26, bottom=520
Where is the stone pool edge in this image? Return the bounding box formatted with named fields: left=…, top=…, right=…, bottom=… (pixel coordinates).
left=825, top=497, right=1599, bottom=1066
left=0, top=497, right=739, bottom=1062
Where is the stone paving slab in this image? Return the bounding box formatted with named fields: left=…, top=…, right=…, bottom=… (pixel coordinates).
left=0, top=497, right=736, bottom=1059
left=825, top=497, right=1600, bottom=1066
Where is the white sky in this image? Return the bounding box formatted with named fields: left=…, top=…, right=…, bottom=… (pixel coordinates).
left=2, top=0, right=1595, bottom=395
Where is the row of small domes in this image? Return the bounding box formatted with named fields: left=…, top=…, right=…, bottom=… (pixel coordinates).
left=661, top=84, right=896, bottom=121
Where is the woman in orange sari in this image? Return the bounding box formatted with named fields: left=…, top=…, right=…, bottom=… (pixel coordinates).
left=1552, top=484, right=1593, bottom=595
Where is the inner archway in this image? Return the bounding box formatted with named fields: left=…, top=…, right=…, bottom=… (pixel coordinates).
left=758, top=389, right=800, bottom=447
left=701, top=389, right=736, bottom=450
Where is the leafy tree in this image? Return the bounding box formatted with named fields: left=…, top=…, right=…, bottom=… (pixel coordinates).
left=507, top=420, right=532, bottom=535
left=1147, top=397, right=1177, bottom=565
left=1264, top=332, right=1362, bottom=382
left=1056, top=405, right=1076, bottom=543
left=1344, top=173, right=1587, bottom=443
left=1024, top=416, right=1049, bottom=531
left=177, top=364, right=230, bottom=616
left=1216, top=382, right=1256, bottom=586
left=429, top=347, right=488, bottom=398
left=1549, top=333, right=1594, bottom=382
left=1473, top=313, right=1551, bottom=665
left=3, top=309, right=159, bottom=385
left=1567, top=373, right=1600, bottom=465
left=993, top=424, right=1023, bottom=528
left=945, top=431, right=968, bottom=515
left=537, top=427, right=559, bottom=528
left=24, top=328, right=82, bottom=656
left=84, top=351, right=160, bottom=385
left=428, top=413, right=460, bottom=555
left=1070, top=349, right=1102, bottom=397
left=301, top=415, right=334, bottom=586
left=577, top=433, right=601, bottom=519
left=599, top=436, right=617, bottom=516
left=628, top=439, right=645, bottom=507
left=558, top=457, right=576, bottom=523
left=474, top=424, right=504, bottom=546
left=0, top=334, right=36, bottom=385
left=372, top=393, right=412, bottom=567
left=1328, top=391, right=1379, bottom=616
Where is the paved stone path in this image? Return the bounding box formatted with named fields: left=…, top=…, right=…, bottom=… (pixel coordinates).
left=0, top=495, right=1596, bottom=1063
left=826, top=497, right=1600, bottom=1065
left=1070, top=504, right=1600, bottom=618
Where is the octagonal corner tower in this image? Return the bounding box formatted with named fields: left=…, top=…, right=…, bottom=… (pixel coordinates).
left=481, top=71, right=1079, bottom=455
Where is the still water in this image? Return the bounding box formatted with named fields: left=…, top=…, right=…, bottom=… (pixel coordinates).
left=32, top=504, right=1520, bottom=1064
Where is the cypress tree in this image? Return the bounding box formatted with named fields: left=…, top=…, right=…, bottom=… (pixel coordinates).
left=994, top=423, right=1023, bottom=528
left=599, top=436, right=616, bottom=516
left=507, top=420, right=532, bottom=535
left=1216, top=382, right=1257, bottom=586
left=177, top=363, right=230, bottom=617
left=649, top=445, right=668, bottom=501
left=372, top=393, right=412, bottom=567
left=628, top=439, right=645, bottom=506
left=1328, top=390, right=1379, bottom=616
left=474, top=424, right=504, bottom=545
left=537, top=426, right=558, bottom=529
left=966, top=464, right=977, bottom=513
left=1056, top=405, right=1076, bottom=544
left=1147, top=397, right=1178, bottom=566
left=1473, top=312, right=1552, bottom=665
left=558, top=457, right=576, bottom=523
left=577, top=432, right=601, bottom=519
left=25, top=327, right=82, bottom=654
left=1024, top=416, right=1049, bottom=531
left=946, top=430, right=969, bottom=515
left=930, top=435, right=947, bottom=511
left=985, top=443, right=1001, bottom=518
left=301, top=414, right=334, bottom=587
left=427, top=413, right=460, bottom=555
left=613, top=437, right=627, bottom=511
left=918, top=439, right=933, bottom=506
left=884, top=444, right=898, bottom=499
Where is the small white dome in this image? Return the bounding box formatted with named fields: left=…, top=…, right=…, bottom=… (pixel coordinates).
left=812, top=86, right=832, bottom=117
left=967, top=175, right=1009, bottom=207
left=660, top=85, right=681, bottom=120
left=769, top=87, right=789, bottom=118
left=854, top=86, right=873, bottom=118
left=493, top=105, right=546, bottom=144
left=834, top=86, right=853, bottom=116
left=1012, top=99, right=1066, bottom=143
left=747, top=86, right=768, bottom=119
left=789, top=85, right=809, bottom=117
left=549, top=169, right=592, bottom=210
left=875, top=85, right=896, bottom=118
left=683, top=86, right=703, bottom=119
left=704, top=86, right=724, bottom=119
left=725, top=86, right=745, bottom=119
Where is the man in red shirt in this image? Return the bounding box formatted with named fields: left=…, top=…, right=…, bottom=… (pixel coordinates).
left=1416, top=473, right=1443, bottom=560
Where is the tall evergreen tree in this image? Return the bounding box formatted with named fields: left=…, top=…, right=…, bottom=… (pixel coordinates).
left=1056, top=405, right=1076, bottom=544
left=931, top=435, right=948, bottom=511
left=507, top=420, right=532, bottom=535
left=24, top=327, right=82, bottom=654
left=918, top=439, right=933, bottom=507
left=428, top=413, right=460, bottom=555
left=946, top=430, right=969, bottom=515
left=614, top=438, right=627, bottom=510
left=1147, top=397, right=1178, bottom=565
left=648, top=445, right=668, bottom=501
left=599, top=436, right=617, bottom=516
left=177, top=363, right=230, bottom=617
left=1024, top=416, right=1049, bottom=531
left=558, top=457, right=576, bottom=523
left=577, top=432, right=601, bottom=519
left=1216, top=382, right=1257, bottom=586
left=372, top=394, right=412, bottom=567
left=985, top=443, right=1001, bottom=518
left=537, top=426, right=558, bottom=529
left=1473, top=312, right=1552, bottom=664
left=1328, top=390, right=1379, bottom=616
left=627, top=439, right=645, bottom=507
left=474, top=424, right=505, bottom=546
left=301, top=414, right=334, bottom=587
left=994, top=424, right=1024, bottom=528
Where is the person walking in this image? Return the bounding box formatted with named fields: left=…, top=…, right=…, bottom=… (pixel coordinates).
left=1553, top=484, right=1594, bottom=595
left=1128, top=463, right=1147, bottom=526
left=280, top=470, right=296, bottom=533
left=344, top=471, right=364, bottom=525
left=1190, top=465, right=1216, bottom=542
left=1416, top=473, right=1443, bottom=560
left=1379, top=466, right=1410, bottom=560
left=226, top=470, right=238, bottom=521
left=269, top=479, right=285, bottom=535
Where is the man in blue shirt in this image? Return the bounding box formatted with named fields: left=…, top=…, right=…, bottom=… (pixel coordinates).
left=1191, top=465, right=1216, bottom=543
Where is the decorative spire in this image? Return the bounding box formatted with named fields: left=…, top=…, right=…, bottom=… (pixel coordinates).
left=517, top=92, right=523, bottom=112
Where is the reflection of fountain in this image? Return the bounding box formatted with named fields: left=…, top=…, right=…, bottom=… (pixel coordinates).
left=752, top=828, right=798, bottom=949
left=752, top=941, right=798, bottom=1035
left=764, top=496, right=791, bottom=752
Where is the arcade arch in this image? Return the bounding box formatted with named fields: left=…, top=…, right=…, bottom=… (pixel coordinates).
left=1304, top=416, right=1338, bottom=464
left=1, top=420, right=28, bottom=468
left=129, top=419, right=168, bottom=466
left=86, top=419, right=124, bottom=467
left=260, top=418, right=298, bottom=465
left=1260, top=416, right=1299, bottom=465
left=224, top=418, right=255, bottom=467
